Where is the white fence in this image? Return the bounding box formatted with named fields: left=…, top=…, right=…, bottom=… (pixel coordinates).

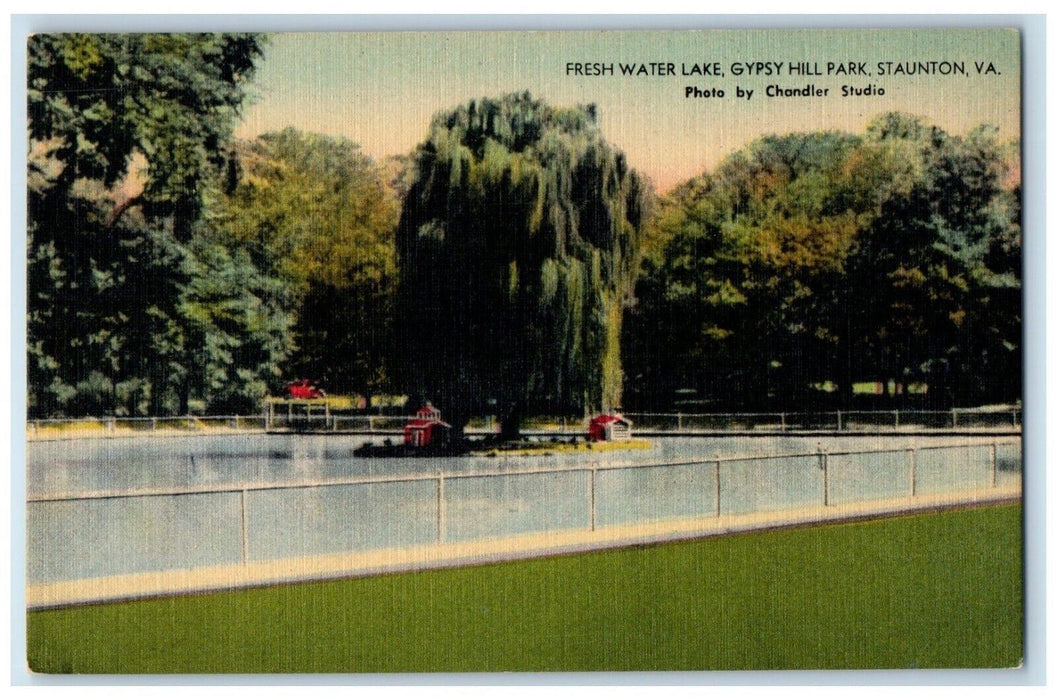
left=623, top=409, right=1022, bottom=432
left=26, top=414, right=267, bottom=437
left=27, top=438, right=1021, bottom=599
left=27, top=407, right=1021, bottom=440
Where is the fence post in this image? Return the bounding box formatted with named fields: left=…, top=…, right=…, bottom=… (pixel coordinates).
left=589, top=468, right=597, bottom=531
left=1012, top=409, right=1019, bottom=428
left=437, top=472, right=446, bottom=543
left=678, top=412, right=683, bottom=430
left=240, top=489, right=250, bottom=565
left=894, top=410, right=900, bottom=429
left=780, top=413, right=787, bottom=431
left=819, top=447, right=829, bottom=506
left=990, top=442, right=997, bottom=488
left=836, top=411, right=842, bottom=432
left=909, top=447, right=917, bottom=497
left=714, top=458, right=722, bottom=516
left=952, top=409, right=958, bottom=428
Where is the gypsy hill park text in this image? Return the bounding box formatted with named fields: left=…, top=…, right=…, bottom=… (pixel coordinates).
left=564, top=60, right=1001, bottom=77
left=565, top=60, right=1002, bottom=101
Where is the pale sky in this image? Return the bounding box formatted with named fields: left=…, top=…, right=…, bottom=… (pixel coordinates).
left=234, top=29, right=1021, bottom=193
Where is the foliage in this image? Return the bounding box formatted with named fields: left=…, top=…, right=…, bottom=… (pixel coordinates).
left=846, top=115, right=1021, bottom=406
left=624, top=114, right=1020, bottom=409
left=27, top=33, right=270, bottom=416
left=214, top=128, right=400, bottom=399
left=396, top=92, right=652, bottom=432
left=624, top=130, right=872, bottom=408
left=179, top=232, right=293, bottom=414
left=28, top=33, right=262, bottom=233
left=26, top=41, right=1018, bottom=420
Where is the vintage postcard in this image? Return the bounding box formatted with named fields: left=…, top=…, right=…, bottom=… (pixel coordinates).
left=23, top=27, right=1024, bottom=674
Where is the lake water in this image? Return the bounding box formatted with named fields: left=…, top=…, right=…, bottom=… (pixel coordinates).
left=27, top=434, right=1021, bottom=585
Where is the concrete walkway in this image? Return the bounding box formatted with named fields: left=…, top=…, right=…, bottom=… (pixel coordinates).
left=26, top=483, right=1021, bottom=610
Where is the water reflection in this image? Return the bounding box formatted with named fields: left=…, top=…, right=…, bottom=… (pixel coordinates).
left=27, top=433, right=1016, bottom=498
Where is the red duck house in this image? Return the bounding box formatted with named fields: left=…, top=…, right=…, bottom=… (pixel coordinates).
left=588, top=414, right=632, bottom=442
left=404, top=403, right=452, bottom=448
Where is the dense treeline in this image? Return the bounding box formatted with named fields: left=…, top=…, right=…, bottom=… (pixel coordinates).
left=27, top=34, right=273, bottom=417
left=623, top=114, right=1021, bottom=410
left=214, top=128, right=400, bottom=405
left=26, top=36, right=1020, bottom=419
left=27, top=35, right=400, bottom=417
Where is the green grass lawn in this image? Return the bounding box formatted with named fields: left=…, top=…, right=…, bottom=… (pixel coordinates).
left=27, top=503, right=1022, bottom=673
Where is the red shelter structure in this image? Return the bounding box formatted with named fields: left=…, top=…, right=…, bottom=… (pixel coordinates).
left=404, top=403, right=452, bottom=448
left=588, top=414, right=632, bottom=442
left=285, top=379, right=326, bottom=400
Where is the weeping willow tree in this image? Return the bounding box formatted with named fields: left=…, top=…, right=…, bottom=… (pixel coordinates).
left=397, top=92, right=652, bottom=437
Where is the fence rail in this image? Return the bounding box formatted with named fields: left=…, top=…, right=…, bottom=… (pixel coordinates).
left=27, top=438, right=1021, bottom=591
left=622, top=409, right=1021, bottom=432
left=26, top=407, right=1020, bottom=440
left=27, top=414, right=267, bottom=437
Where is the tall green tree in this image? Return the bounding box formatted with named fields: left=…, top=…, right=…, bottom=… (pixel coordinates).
left=624, top=113, right=1020, bottom=410
left=214, top=128, right=400, bottom=402
left=624, top=131, right=871, bottom=409
left=27, top=33, right=269, bottom=416
left=397, top=92, right=652, bottom=436
left=846, top=114, right=1021, bottom=406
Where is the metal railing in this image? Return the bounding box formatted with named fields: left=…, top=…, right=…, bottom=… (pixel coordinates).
left=26, top=414, right=268, bottom=439
left=622, top=408, right=1021, bottom=432
left=26, top=407, right=1021, bottom=440
left=27, top=438, right=1021, bottom=588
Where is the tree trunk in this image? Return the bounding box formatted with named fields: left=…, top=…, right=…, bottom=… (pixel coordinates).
left=499, top=404, right=522, bottom=442
left=445, top=410, right=468, bottom=447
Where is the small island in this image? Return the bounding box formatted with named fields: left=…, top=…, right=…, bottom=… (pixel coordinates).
left=352, top=435, right=652, bottom=459
left=353, top=405, right=649, bottom=458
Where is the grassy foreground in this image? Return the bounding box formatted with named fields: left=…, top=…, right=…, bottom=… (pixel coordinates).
left=27, top=504, right=1022, bottom=673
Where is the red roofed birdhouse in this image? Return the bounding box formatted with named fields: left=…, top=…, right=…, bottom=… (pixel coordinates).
left=588, top=414, right=632, bottom=442
left=404, top=403, right=452, bottom=448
